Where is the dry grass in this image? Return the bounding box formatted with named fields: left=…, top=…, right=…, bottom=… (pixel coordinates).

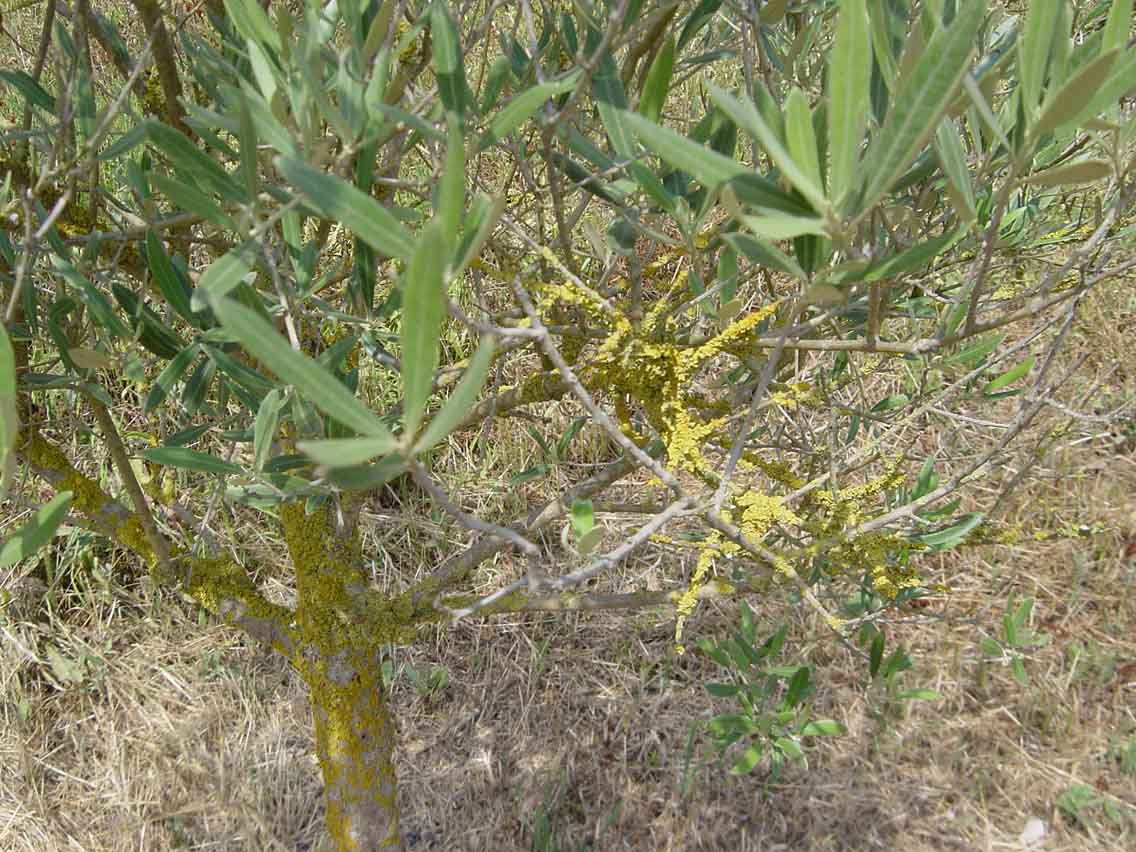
left=3, top=284, right=1135, bottom=852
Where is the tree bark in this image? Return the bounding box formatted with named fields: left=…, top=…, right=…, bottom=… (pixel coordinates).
left=305, top=645, right=402, bottom=850
left=280, top=501, right=403, bottom=850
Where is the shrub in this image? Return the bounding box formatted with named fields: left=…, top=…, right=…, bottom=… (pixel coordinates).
left=1, top=0, right=1134, bottom=847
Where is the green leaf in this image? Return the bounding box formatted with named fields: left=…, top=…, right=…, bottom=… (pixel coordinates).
left=729, top=745, right=763, bottom=775
left=150, top=173, right=237, bottom=231
left=1010, top=656, right=1029, bottom=686
left=620, top=110, right=748, bottom=190
left=1103, top=0, right=1133, bottom=54
left=413, top=335, right=495, bottom=454
left=141, top=447, right=243, bottom=476
left=828, top=0, right=871, bottom=204
left=146, top=232, right=195, bottom=323
left=784, top=88, right=823, bottom=195
left=478, top=73, right=582, bottom=151
left=253, top=388, right=286, bottom=471
left=326, top=453, right=408, bottom=491
left=1019, top=0, right=1062, bottom=119
left=455, top=193, right=505, bottom=274
left=896, top=688, right=942, bottom=701
left=706, top=83, right=829, bottom=214
left=0, top=69, right=56, bottom=112
left=224, top=0, right=282, bottom=54
left=722, top=232, right=807, bottom=280
left=943, top=333, right=1003, bottom=366
left=799, top=718, right=845, bottom=736
left=0, top=492, right=73, bottom=568
left=274, top=156, right=414, bottom=260
left=1036, top=49, right=1119, bottom=137
left=741, top=213, right=828, bottom=241
left=210, top=296, right=394, bottom=440
left=0, top=323, right=17, bottom=499
left=431, top=2, right=467, bottom=117
left=983, top=355, right=1035, bottom=394
left=570, top=499, right=595, bottom=538
left=400, top=219, right=449, bottom=440
left=51, top=258, right=132, bottom=339
left=145, top=345, right=199, bottom=413
left=236, top=90, right=260, bottom=203
left=934, top=119, right=976, bottom=223
left=143, top=119, right=245, bottom=202
left=678, top=0, right=723, bottom=52
left=190, top=248, right=253, bottom=311
left=638, top=37, right=676, bottom=124
left=439, top=117, right=465, bottom=237
left=858, top=4, right=984, bottom=215
left=297, top=434, right=400, bottom=468
left=918, top=511, right=984, bottom=550
left=863, top=228, right=962, bottom=282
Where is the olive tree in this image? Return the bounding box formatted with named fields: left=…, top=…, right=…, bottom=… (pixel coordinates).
left=2, top=0, right=1134, bottom=847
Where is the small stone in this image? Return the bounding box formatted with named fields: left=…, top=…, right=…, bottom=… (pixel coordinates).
left=1019, top=816, right=1045, bottom=847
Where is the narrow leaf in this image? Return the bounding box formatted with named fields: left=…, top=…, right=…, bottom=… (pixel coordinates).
left=828, top=0, right=872, bottom=204
left=933, top=119, right=976, bottom=222
left=478, top=73, right=581, bottom=151
left=223, top=0, right=282, bottom=53
left=638, top=37, right=676, bottom=124
left=1019, top=0, right=1061, bottom=118
left=1103, top=0, right=1133, bottom=54
left=784, top=88, right=823, bottom=194
left=918, top=511, right=984, bottom=549
left=722, top=232, right=807, bottom=280
left=741, top=214, right=827, bottom=241
left=210, top=296, right=394, bottom=439
left=141, top=447, right=243, bottom=476
left=983, top=355, right=1035, bottom=394
left=858, top=5, right=984, bottom=215
left=621, top=110, right=747, bottom=190
left=400, top=219, right=449, bottom=439
left=191, top=249, right=253, bottom=311
left=146, top=232, right=195, bottom=322
left=0, top=492, right=72, bottom=568
left=1034, top=49, right=1119, bottom=136
left=0, top=70, right=55, bottom=111
left=439, top=117, right=465, bottom=236
left=145, top=345, right=199, bottom=413
left=0, top=322, right=17, bottom=498
left=297, top=435, right=400, bottom=468
left=1025, top=159, right=1113, bottom=186
left=431, top=2, right=467, bottom=117
left=706, top=83, right=829, bottom=214
left=275, top=156, right=414, bottom=260
left=143, top=119, right=245, bottom=202
left=253, top=388, right=286, bottom=471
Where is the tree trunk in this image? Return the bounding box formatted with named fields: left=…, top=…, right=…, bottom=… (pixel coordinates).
left=279, top=501, right=404, bottom=850
left=305, top=644, right=402, bottom=851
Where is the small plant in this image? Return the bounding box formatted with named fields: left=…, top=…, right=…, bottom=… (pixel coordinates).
left=857, top=625, right=941, bottom=726
left=698, top=603, right=844, bottom=778
left=979, top=594, right=1050, bottom=686
left=403, top=662, right=450, bottom=702
left=1056, top=783, right=1135, bottom=832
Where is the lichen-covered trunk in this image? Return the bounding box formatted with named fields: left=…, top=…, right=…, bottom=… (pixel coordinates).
left=305, top=645, right=402, bottom=850
left=280, top=502, right=404, bottom=851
